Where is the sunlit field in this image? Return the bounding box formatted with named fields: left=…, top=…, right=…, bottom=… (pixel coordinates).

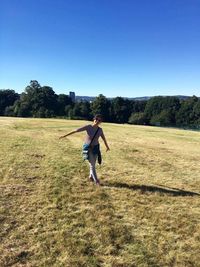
left=0, top=117, right=200, bottom=267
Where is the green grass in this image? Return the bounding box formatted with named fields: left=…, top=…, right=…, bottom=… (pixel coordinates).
left=0, top=117, right=200, bottom=267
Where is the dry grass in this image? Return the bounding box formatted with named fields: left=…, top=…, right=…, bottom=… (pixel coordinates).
left=0, top=117, right=200, bottom=267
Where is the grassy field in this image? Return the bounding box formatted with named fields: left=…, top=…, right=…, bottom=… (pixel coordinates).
left=0, top=117, right=200, bottom=267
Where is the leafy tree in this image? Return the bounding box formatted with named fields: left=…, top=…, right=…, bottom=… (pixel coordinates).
left=67, top=107, right=74, bottom=119
left=13, top=97, right=31, bottom=117
left=176, top=96, right=198, bottom=126
left=144, top=96, right=163, bottom=122
left=29, top=80, right=41, bottom=89
left=193, top=99, right=200, bottom=126
left=13, top=80, right=42, bottom=117
left=0, top=89, right=19, bottom=115
left=130, top=100, right=147, bottom=113
left=110, top=97, right=132, bottom=123
left=78, top=101, right=92, bottom=120
left=91, top=94, right=111, bottom=121
left=13, top=81, right=57, bottom=117
left=150, top=110, right=174, bottom=126
left=57, top=94, right=73, bottom=116
left=144, top=96, right=180, bottom=125
left=65, top=105, right=73, bottom=118
left=35, top=86, right=57, bottom=117
left=70, top=101, right=92, bottom=120
left=128, top=112, right=146, bottom=125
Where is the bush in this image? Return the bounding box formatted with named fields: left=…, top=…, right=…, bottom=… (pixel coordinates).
left=150, top=110, right=173, bottom=126
left=128, top=112, right=146, bottom=125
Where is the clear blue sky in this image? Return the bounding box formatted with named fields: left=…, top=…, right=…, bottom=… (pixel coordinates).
left=1, top=0, right=200, bottom=97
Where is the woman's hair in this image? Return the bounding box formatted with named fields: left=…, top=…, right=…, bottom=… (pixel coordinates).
left=93, top=114, right=103, bottom=121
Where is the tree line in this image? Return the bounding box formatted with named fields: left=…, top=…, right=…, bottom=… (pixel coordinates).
left=1, top=80, right=200, bottom=128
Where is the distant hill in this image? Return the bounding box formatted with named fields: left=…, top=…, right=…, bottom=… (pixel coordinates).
left=75, top=95, right=191, bottom=102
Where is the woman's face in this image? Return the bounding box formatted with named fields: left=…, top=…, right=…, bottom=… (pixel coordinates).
left=94, top=117, right=102, bottom=125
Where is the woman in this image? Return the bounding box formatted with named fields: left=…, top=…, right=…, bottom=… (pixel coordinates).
left=59, top=114, right=110, bottom=186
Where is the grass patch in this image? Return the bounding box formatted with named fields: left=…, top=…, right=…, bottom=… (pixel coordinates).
left=0, top=117, right=200, bottom=266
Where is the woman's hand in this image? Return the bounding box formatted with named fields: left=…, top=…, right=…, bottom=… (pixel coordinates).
left=59, top=135, right=66, bottom=139
left=106, top=147, right=110, bottom=152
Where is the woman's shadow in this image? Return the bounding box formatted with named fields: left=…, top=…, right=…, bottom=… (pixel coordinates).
left=102, top=181, right=200, bottom=197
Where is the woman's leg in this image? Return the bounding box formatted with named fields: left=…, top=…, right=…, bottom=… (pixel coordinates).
left=88, top=152, right=99, bottom=184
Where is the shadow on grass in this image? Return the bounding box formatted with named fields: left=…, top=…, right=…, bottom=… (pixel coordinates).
left=102, top=181, right=200, bottom=197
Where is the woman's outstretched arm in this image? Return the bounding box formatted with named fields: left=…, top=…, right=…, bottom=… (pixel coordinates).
left=59, top=130, right=77, bottom=139
left=59, top=125, right=88, bottom=139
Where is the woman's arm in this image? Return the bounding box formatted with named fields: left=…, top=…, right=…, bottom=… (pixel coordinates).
left=59, top=130, right=77, bottom=139
left=101, top=132, right=110, bottom=151
left=59, top=125, right=88, bottom=139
